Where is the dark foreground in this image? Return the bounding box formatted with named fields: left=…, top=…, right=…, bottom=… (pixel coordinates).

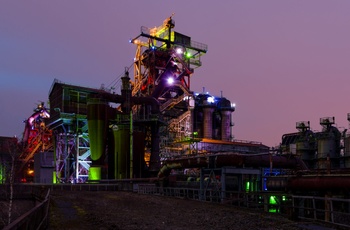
left=48, top=190, right=336, bottom=230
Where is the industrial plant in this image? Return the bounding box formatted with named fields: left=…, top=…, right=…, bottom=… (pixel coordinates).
left=1, top=15, right=350, bottom=227
left=12, top=15, right=271, bottom=184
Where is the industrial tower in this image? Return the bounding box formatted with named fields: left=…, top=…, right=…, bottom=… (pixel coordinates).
left=129, top=15, right=208, bottom=161
left=36, top=16, right=261, bottom=184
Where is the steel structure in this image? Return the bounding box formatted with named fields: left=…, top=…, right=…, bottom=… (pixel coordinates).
left=40, top=16, right=265, bottom=183
left=52, top=115, right=90, bottom=183
left=46, top=81, right=101, bottom=183
left=131, top=14, right=207, bottom=97
left=130, top=15, right=208, bottom=161
left=18, top=103, right=52, bottom=182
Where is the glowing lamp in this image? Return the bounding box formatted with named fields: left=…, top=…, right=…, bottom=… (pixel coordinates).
left=176, top=48, right=183, bottom=54
left=189, top=98, right=195, bottom=108
left=89, top=167, right=101, bottom=181
left=207, top=96, right=215, bottom=103
left=185, top=52, right=192, bottom=58
left=167, top=77, right=174, bottom=85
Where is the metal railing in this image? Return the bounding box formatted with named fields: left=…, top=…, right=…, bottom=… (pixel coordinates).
left=3, top=183, right=350, bottom=229
left=292, top=195, right=350, bottom=228
left=1, top=183, right=122, bottom=229
left=138, top=184, right=221, bottom=202
left=3, top=188, right=51, bottom=230
left=137, top=184, right=350, bottom=228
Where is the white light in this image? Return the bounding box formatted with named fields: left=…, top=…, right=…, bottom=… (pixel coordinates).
left=189, top=99, right=195, bottom=107
left=207, top=96, right=215, bottom=103
left=176, top=48, right=183, bottom=54
left=167, top=77, right=174, bottom=85
left=231, top=103, right=236, bottom=108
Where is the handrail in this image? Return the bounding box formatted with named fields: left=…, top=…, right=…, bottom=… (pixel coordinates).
left=137, top=184, right=350, bottom=228
left=3, top=188, right=51, bottom=230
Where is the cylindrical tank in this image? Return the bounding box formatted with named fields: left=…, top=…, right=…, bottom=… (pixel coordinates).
left=112, top=124, right=130, bottom=179
left=296, top=130, right=316, bottom=169
left=195, top=93, right=215, bottom=139
left=317, top=127, right=341, bottom=169
left=265, top=177, right=288, bottom=191
left=344, top=136, right=350, bottom=168
left=220, top=110, right=232, bottom=141
left=87, top=98, right=108, bottom=180
left=218, top=98, right=235, bottom=141
left=203, top=106, right=214, bottom=139
left=296, top=141, right=315, bottom=169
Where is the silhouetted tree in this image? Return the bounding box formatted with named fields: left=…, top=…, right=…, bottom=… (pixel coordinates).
left=0, top=137, right=21, bottom=226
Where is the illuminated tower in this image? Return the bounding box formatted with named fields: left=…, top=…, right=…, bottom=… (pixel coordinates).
left=130, top=15, right=207, bottom=167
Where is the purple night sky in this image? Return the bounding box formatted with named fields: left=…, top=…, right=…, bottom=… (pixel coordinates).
left=1, top=1, right=350, bottom=147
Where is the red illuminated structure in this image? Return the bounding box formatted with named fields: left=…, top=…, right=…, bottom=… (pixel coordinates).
left=18, top=102, right=52, bottom=182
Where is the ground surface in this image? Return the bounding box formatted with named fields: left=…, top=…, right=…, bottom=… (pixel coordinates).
left=47, top=190, right=338, bottom=230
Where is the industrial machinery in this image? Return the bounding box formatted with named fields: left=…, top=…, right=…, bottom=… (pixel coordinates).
left=265, top=116, right=350, bottom=194
left=14, top=16, right=349, bottom=199
left=129, top=14, right=208, bottom=167
left=280, top=117, right=344, bottom=171
left=18, top=102, right=52, bottom=182
left=40, top=16, right=269, bottom=184
left=6, top=16, right=350, bottom=228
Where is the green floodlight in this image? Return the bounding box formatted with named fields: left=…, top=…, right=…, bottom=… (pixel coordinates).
left=89, top=167, right=101, bottom=181
left=185, top=52, right=192, bottom=59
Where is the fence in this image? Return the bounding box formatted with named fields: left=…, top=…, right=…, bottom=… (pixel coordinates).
left=137, top=184, right=221, bottom=202
left=137, top=184, right=350, bottom=229
left=1, top=183, right=121, bottom=230
left=291, top=195, right=350, bottom=228
left=3, top=184, right=350, bottom=229
left=3, top=188, right=51, bottom=230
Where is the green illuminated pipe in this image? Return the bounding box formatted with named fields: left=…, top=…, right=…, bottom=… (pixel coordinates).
left=87, top=98, right=108, bottom=162
left=87, top=98, right=108, bottom=181
left=112, top=124, right=130, bottom=179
